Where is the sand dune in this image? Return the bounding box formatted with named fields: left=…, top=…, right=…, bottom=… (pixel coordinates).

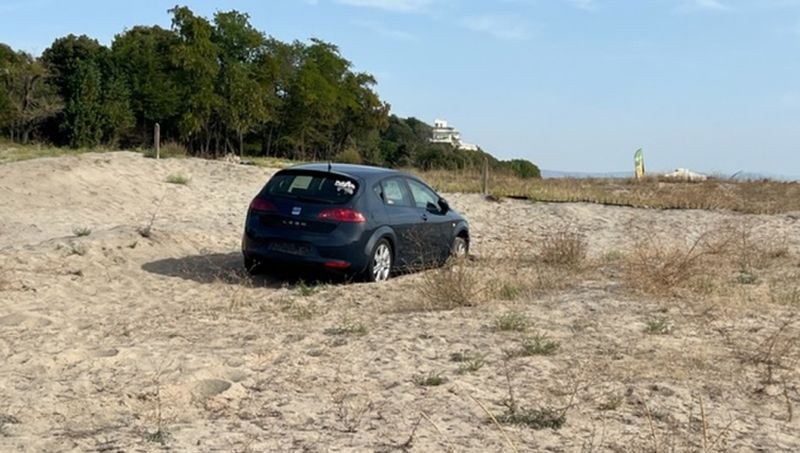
left=1, top=152, right=798, bottom=451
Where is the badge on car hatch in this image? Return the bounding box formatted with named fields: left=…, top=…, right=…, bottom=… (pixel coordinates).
left=292, top=207, right=302, bottom=216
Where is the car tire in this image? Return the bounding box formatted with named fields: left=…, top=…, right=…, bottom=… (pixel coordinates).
left=451, top=236, right=468, bottom=259
left=365, top=239, right=393, bottom=283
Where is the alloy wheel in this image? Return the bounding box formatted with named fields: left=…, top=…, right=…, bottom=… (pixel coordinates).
left=372, top=243, right=392, bottom=282
left=453, top=237, right=468, bottom=258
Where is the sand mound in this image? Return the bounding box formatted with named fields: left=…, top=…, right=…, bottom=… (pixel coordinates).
left=0, top=152, right=798, bottom=451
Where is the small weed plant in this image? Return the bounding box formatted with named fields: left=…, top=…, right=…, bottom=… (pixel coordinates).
left=450, top=350, right=486, bottom=374
left=414, top=372, right=447, bottom=387
left=506, top=333, right=559, bottom=358
left=165, top=173, right=190, bottom=185
left=644, top=318, right=671, bottom=335
left=72, top=226, right=91, bottom=237
left=495, top=311, right=530, bottom=332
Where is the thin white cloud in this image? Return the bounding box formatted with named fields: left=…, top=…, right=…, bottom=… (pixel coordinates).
left=335, top=0, right=436, bottom=13
left=564, top=0, right=596, bottom=11
left=461, top=14, right=531, bottom=40
left=351, top=20, right=417, bottom=40
left=694, top=0, right=728, bottom=9
left=675, top=0, right=730, bottom=12
left=779, top=91, right=800, bottom=107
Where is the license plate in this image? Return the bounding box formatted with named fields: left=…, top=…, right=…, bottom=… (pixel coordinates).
left=268, top=241, right=310, bottom=256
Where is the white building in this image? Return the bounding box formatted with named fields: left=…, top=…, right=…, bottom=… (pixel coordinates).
left=430, top=119, right=479, bottom=151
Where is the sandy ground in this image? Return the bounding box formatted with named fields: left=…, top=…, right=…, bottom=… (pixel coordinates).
left=1, top=151, right=799, bottom=452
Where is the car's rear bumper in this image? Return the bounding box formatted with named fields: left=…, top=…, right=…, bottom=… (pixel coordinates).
left=241, top=223, right=371, bottom=274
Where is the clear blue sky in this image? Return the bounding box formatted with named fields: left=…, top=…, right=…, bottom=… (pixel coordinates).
left=2, top=0, right=800, bottom=176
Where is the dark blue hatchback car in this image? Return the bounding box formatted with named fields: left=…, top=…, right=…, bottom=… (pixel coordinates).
left=242, top=163, right=469, bottom=282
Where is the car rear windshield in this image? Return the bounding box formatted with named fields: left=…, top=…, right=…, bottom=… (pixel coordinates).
left=264, top=171, right=359, bottom=204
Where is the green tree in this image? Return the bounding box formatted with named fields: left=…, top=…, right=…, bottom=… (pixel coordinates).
left=213, top=10, right=269, bottom=156
left=335, top=71, right=389, bottom=156
left=280, top=40, right=345, bottom=159
left=65, top=60, right=104, bottom=147
left=405, top=117, right=433, bottom=143
left=0, top=44, right=62, bottom=143
left=42, top=34, right=132, bottom=148
left=101, top=68, right=134, bottom=146
left=111, top=26, right=181, bottom=142
left=170, top=6, right=221, bottom=154
left=41, top=34, right=106, bottom=99
left=0, top=44, right=14, bottom=129
left=255, top=38, right=302, bottom=156
left=379, top=115, right=422, bottom=167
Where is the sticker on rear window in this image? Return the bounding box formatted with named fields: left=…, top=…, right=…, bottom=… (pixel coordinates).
left=335, top=180, right=356, bottom=195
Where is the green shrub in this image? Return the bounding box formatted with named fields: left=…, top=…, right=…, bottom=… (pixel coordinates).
left=503, top=159, right=541, bottom=179
left=335, top=148, right=363, bottom=164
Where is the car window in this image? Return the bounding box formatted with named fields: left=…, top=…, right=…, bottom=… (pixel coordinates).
left=265, top=171, right=358, bottom=204
left=380, top=178, right=413, bottom=207
left=406, top=178, right=440, bottom=210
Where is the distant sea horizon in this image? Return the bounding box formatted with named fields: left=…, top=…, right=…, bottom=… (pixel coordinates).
left=541, top=169, right=800, bottom=182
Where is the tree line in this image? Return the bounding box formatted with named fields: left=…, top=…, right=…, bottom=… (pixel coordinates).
left=0, top=6, right=539, bottom=178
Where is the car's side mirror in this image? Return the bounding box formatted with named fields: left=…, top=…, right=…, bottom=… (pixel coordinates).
left=426, top=202, right=440, bottom=213
left=437, top=198, right=450, bottom=213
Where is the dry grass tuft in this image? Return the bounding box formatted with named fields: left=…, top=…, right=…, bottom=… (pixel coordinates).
left=624, top=241, right=712, bottom=295
left=622, top=224, right=734, bottom=296
left=278, top=297, right=318, bottom=320
left=405, top=226, right=593, bottom=312
left=410, top=259, right=484, bottom=311
left=771, top=280, right=800, bottom=306
left=538, top=228, right=587, bottom=270
left=622, top=222, right=793, bottom=298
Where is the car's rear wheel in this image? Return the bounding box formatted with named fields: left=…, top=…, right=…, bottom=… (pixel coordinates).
left=366, top=239, right=393, bottom=282
left=452, top=236, right=468, bottom=259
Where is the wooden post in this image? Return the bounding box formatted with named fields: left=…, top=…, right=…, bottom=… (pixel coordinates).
left=154, top=123, right=161, bottom=159
left=481, top=157, right=489, bottom=197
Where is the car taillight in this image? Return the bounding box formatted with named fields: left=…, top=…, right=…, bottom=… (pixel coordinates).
left=318, top=208, right=366, bottom=223
left=324, top=260, right=351, bottom=270
left=249, top=198, right=275, bottom=212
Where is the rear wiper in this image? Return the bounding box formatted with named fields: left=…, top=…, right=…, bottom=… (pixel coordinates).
left=275, top=193, right=335, bottom=204
left=292, top=195, right=335, bottom=204
left=271, top=192, right=337, bottom=204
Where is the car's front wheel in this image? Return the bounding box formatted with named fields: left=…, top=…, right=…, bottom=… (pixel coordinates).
left=451, top=236, right=468, bottom=259
left=366, top=239, right=393, bottom=282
